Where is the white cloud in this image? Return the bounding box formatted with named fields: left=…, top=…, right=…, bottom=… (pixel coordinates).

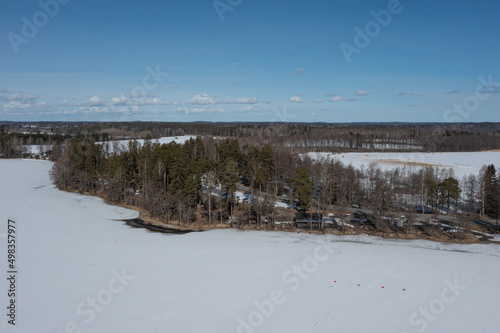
left=262, top=99, right=272, bottom=104
left=482, top=83, right=500, bottom=93
left=1, top=93, right=39, bottom=102
left=79, top=106, right=103, bottom=114
left=137, top=98, right=162, bottom=106
left=58, top=100, right=73, bottom=107
left=2, top=99, right=51, bottom=111
left=234, top=97, right=259, bottom=104
left=208, top=107, right=225, bottom=113
left=329, top=96, right=358, bottom=102
left=187, top=94, right=217, bottom=105
left=293, top=67, right=305, bottom=75
left=396, top=91, right=423, bottom=97
left=81, top=95, right=181, bottom=108
left=173, top=107, right=209, bottom=115
left=355, top=90, right=370, bottom=96
left=409, top=102, right=420, bottom=107
left=110, top=96, right=128, bottom=106
left=86, top=95, right=105, bottom=107
left=290, top=96, right=307, bottom=103
left=3, top=101, right=32, bottom=110
left=126, top=91, right=144, bottom=98
left=314, top=99, right=324, bottom=103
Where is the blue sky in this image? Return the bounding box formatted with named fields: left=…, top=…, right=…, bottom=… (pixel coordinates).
left=0, top=0, right=499, bottom=122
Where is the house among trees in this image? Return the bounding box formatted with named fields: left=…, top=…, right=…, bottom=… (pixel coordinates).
left=294, top=213, right=323, bottom=230
left=242, top=211, right=258, bottom=225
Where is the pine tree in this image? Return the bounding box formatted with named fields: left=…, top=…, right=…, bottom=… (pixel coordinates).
left=484, top=164, right=499, bottom=223
left=438, top=177, right=461, bottom=214
left=220, top=158, right=239, bottom=215
left=427, top=181, right=438, bottom=213
left=290, top=167, right=313, bottom=212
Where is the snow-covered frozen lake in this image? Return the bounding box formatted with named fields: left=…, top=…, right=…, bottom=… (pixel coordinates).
left=1, top=160, right=499, bottom=333
left=308, top=151, right=500, bottom=178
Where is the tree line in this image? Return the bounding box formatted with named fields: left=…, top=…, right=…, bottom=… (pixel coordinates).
left=48, top=135, right=500, bottom=227
left=3, top=122, right=500, bottom=155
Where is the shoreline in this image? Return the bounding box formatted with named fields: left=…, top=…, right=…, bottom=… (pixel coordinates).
left=56, top=182, right=500, bottom=245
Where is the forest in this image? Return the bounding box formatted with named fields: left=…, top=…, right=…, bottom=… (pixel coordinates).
left=2, top=121, right=500, bottom=155
left=47, top=135, right=500, bottom=232
left=2, top=122, right=500, bottom=235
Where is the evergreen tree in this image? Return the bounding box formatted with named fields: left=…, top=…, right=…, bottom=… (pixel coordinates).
left=290, top=167, right=313, bottom=211
left=220, top=158, right=239, bottom=215
left=484, top=164, right=499, bottom=222
left=427, top=181, right=438, bottom=213
left=438, top=177, right=461, bottom=214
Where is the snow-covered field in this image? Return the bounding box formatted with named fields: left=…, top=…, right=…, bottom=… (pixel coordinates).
left=308, top=151, right=500, bottom=178
left=1, top=160, right=500, bottom=333
left=98, top=135, right=196, bottom=152
left=19, top=136, right=196, bottom=156
left=19, top=144, right=53, bottom=156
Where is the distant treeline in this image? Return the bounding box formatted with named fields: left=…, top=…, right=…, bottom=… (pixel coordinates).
left=0, top=127, right=71, bottom=158
left=2, top=122, right=500, bottom=154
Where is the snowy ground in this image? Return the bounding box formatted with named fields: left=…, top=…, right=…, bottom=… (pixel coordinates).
left=19, top=136, right=196, bottom=156
left=214, top=189, right=289, bottom=209
left=98, top=135, right=196, bottom=152
left=1, top=160, right=499, bottom=333
left=308, top=151, right=500, bottom=178
left=19, top=144, right=53, bottom=156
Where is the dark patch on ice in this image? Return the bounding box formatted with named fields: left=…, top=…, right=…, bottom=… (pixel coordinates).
left=335, top=240, right=373, bottom=245
left=117, top=218, right=192, bottom=235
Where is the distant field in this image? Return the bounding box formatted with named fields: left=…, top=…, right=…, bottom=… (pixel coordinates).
left=308, top=151, right=500, bottom=178
left=98, top=135, right=196, bottom=152
left=21, top=136, right=196, bottom=156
